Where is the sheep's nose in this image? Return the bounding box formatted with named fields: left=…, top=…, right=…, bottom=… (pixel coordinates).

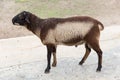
left=12, top=18, right=16, bottom=24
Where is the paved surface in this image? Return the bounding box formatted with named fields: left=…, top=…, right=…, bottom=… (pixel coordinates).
left=0, top=25, right=120, bottom=80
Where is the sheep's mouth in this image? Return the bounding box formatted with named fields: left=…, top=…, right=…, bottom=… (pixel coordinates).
left=14, top=23, right=20, bottom=26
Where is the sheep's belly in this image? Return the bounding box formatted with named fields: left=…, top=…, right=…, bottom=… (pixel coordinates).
left=58, top=40, right=85, bottom=46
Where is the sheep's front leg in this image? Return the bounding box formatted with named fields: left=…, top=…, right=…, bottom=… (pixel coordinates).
left=52, top=46, right=57, bottom=67
left=52, top=52, right=57, bottom=67
left=45, top=44, right=56, bottom=73
left=45, top=45, right=52, bottom=73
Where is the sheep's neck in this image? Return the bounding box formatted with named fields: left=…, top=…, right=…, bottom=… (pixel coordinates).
left=27, top=15, right=43, bottom=37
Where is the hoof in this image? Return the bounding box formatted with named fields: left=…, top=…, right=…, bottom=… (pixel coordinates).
left=79, top=61, right=83, bottom=65
left=96, top=68, right=101, bottom=72
left=44, top=68, right=50, bottom=74
left=52, top=63, right=56, bottom=67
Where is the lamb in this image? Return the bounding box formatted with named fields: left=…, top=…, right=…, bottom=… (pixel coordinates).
left=12, top=11, right=104, bottom=73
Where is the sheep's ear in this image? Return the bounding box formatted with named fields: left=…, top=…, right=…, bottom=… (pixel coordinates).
left=25, top=16, right=30, bottom=23
left=23, top=11, right=27, bottom=15
left=25, top=14, right=30, bottom=23
left=23, top=12, right=26, bottom=15
left=23, top=11, right=30, bottom=23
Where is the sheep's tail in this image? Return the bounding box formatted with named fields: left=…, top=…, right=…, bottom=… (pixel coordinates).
left=98, top=21, right=104, bottom=31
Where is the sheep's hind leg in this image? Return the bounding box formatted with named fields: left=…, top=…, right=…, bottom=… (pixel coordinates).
left=79, top=43, right=91, bottom=65
left=89, top=41, right=102, bottom=72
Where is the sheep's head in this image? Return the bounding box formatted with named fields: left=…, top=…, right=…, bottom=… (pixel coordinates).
left=12, top=11, right=30, bottom=26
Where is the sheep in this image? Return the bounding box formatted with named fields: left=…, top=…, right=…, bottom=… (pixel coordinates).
left=12, top=11, right=104, bottom=73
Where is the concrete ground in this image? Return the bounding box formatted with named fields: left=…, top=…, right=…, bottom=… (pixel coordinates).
left=0, top=25, right=120, bottom=80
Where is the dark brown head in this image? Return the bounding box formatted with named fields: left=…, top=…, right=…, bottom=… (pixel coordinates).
left=12, top=11, right=30, bottom=26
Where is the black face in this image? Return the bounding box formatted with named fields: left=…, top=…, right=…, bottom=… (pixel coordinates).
left=12, top=11, right=30, bottom=26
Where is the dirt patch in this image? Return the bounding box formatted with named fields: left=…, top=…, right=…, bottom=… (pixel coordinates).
left=0, top=0, right=32, bottom=39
